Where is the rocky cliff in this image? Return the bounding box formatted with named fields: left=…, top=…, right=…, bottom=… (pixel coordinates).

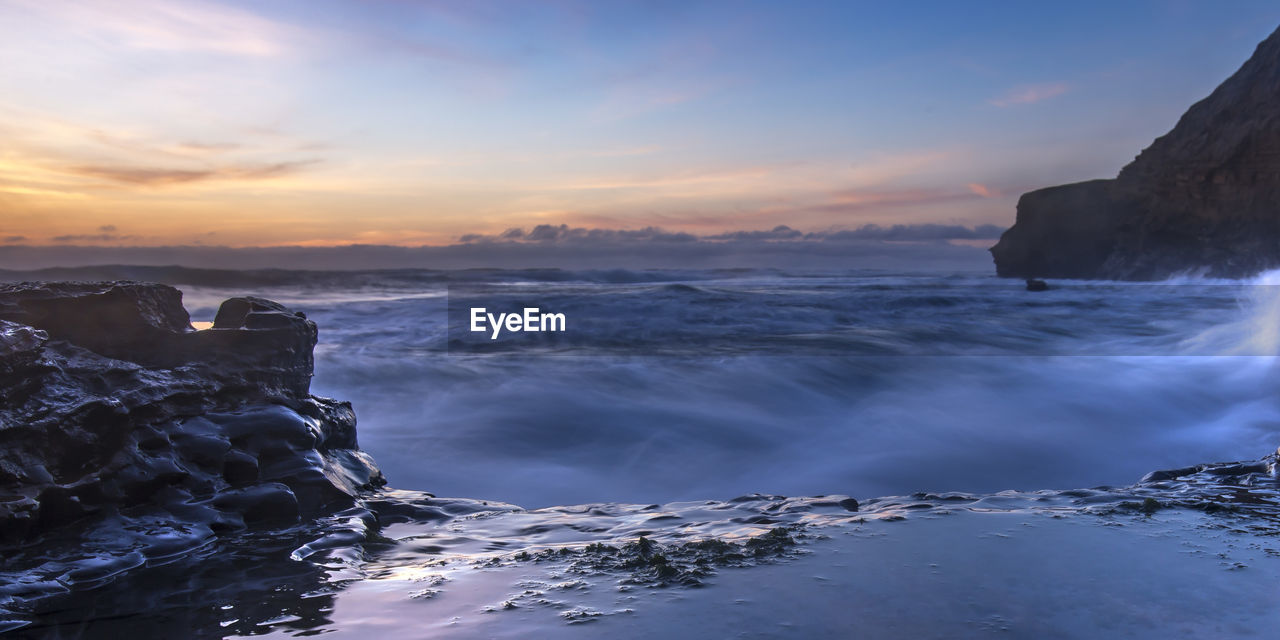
left=991, top=25, right=1280, bottom=280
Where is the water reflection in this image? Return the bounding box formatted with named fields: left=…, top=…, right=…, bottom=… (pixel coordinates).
left=12, top=450, right=1280, bottom=638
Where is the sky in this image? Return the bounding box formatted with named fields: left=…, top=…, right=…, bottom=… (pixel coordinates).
left=1, top=0, right=1279, bottom=257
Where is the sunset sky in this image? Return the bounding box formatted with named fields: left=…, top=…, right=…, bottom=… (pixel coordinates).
left=2, top=1, right=1279, bottom=249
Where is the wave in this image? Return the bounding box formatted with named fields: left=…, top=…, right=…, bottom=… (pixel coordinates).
left=1180, top=267, right=1280, bottom=356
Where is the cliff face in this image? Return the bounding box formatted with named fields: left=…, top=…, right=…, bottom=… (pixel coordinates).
left=991, top=25, right=1280, bottom=280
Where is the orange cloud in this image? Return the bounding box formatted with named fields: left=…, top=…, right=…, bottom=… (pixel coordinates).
left=65, top=160, right=319, bottom=186
left=967, top=182, right=999, bottom=198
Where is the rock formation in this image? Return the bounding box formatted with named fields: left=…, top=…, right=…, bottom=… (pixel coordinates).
left=0, top=281, right=383, bottom=544
left=0, top=281, right=518, bottom=633
left=991, top=25, right=1280, bottom=280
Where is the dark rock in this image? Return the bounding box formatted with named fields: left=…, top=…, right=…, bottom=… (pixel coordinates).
left=1140, top=465, right=1206, bottom=483
left=0, top=281, right=190, bottom=366
left=991, top=25, right=1280, bottom=280
left=211, top=483, right=300, bottom=526
left=0, top=281, right=557, bottom=634
left=0, top=282, right=316, bottom=396
left=0, top=281, right=384, bottom=546
left=1025, top=279, right=1049, bottom=292
left=222, top=449, right=260, bottom=485
left=838, top=497, right=859, bottom=512
left=0, top=320, right=47, bottom=375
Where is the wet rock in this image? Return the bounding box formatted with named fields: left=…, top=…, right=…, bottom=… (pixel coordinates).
left=563, top=526, right=803, bottom=587
left=0, top=319, right=46, bottom=376
left=1140, top=465, right=1206, bottom=483
left=211, top=483, right=301, bottom=526
left=1025, top=279, right=1049, bottom=292
left=0, top=281, right=190, bottom=367
left=0, top=281, right=384, bottom=546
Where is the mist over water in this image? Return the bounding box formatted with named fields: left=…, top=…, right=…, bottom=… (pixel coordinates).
left=180, top=269, right=1280, bottom=508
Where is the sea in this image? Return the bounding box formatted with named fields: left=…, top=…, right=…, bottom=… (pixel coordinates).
left=11, top=265, right=1280, bottom=637
left=178, top=266, right=1280, bottom=509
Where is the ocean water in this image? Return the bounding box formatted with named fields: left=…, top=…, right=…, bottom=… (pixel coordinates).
left=12, top=267, right=1280, bottom=636
left=178, top=268, right=1280, bottom=508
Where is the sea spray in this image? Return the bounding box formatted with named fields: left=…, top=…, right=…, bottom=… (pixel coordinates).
left=172, top=268, right=1280, bottom=507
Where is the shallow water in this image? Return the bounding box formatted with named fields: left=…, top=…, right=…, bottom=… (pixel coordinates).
left=294, top=509, right=1280, bottom=639
left=15, top=457, right=1280, bottom=637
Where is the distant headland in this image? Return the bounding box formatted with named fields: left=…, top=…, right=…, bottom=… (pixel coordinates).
left=991, top=25, right=1280, bottom=281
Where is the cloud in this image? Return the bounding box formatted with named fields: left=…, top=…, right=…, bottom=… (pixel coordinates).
left=47, top=224, right=135, bottom=244
left=67, top=167, right=212, bottom=186
left=176, top=141, right=242, bottom=153
left=15, top=0, right=297, bottom=57
left=0, top=108, right=329, bottom=199
left=821, top=223, right=1006, bottom=242
left=967, top=183, right=999, bottom=198
left=461, top=224, right=699, bottom=244
left=50, top=233, right=135, bottom=243
left=2, top=236, right=26, bottom=243
left=546, top=167, right=773, bottom=192
left=458, top=223, right=1003, bottom=245
left=0, top=184, right=87, bottom=199
left=705, top=225, right=805, bottom=241
left=817, top=187, right=975, bottom=211
left=988, top=83, right=1068, bottom=107
left=65, top=160, right=319, bottom=186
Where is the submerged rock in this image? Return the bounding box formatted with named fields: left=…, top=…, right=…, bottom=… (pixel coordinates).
left=991, top=25, right=1280, bottom=280
left=1025, top=279, right=1049, bottom=292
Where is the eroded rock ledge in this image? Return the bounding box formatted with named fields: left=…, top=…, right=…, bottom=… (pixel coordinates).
left=0, top=281, right=384, bottom=543
left=991, top=25, right=1280, bottom=280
